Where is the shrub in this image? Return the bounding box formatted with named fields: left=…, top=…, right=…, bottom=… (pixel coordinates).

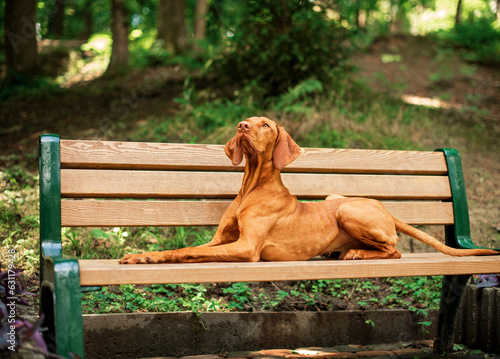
left=440, top=17, right=500, bottom=64
left=210, top=1, right=353, bottom=97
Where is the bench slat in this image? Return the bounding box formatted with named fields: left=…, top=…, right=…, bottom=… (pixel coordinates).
left=78, top=253, right=500, bottom=286
left=61, top=200, right=454, bottom=227
left=60, top=140, right=448, bottom=175
left=61, top=170, right=452, bottom=200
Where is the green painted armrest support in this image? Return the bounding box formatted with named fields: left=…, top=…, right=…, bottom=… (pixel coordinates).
left=42, top=257, right=85, bottom=358
left=39, top=134, right=85, bottom=358
left=436, top=148, right=499, bottom=251
left=434, top=148, right=498, bottom=354
left=39, top=134, right=63, bottom=286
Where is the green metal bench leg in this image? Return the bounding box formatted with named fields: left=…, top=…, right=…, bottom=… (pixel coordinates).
left=40, top=283, right=56, bottom=353
left=434, top=274, right=471, bottom=353
left=41, top=258, right=85, bottom=359
left=432, top=148, right=493, bottom=353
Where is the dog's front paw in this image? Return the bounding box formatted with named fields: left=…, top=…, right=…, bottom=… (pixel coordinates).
left=119, top=251, right=169, bottom=264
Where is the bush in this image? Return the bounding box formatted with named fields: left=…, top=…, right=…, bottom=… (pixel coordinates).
left=440, top=17, right=500, bottom=64
left=210, top=1, right=353, bottom=97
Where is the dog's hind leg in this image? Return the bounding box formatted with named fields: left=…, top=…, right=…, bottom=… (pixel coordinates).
left=336, top=199, right=402, bottom=260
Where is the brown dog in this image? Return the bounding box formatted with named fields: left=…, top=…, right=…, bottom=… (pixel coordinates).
left=120, top=117, right=497, bottom=264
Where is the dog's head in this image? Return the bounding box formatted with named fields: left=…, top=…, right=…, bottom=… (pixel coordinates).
left=224, top=117, right=301, bottom=170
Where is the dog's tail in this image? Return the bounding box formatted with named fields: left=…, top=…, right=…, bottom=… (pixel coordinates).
left=393, top=218, right=498, bottom=256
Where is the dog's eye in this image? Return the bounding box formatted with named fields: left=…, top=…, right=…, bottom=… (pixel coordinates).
left=263, top=123, right=270, bottom=128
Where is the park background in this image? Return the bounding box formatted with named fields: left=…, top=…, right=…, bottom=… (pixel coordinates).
left=0, top=0, right=499, bottom=353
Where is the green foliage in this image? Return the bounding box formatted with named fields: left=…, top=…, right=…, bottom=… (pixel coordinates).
left=0, top=75, right=64, bottom=101
left=222, top=283, right=252, bottom=310
left=274, top=78, right=323, bottom=115
left=301, top=126, right=349, bottom=148
left=365, top=319, right=375, bottom=327
left=129, top=29, right=214, bottom=70
left=209, top=1, right=352, bottom=97
left=148, top=77, right=265, bottom=139
left=82, top=284, right=223, bottom=313
left=384, top=276, right=442, bottom=311
left=80, top=33, right=112, bottom=63
left=0, top=163, right=40, bottom=274
left=36, top=0, right=157, bottom=39
left=436, top=17, right=500, bottom=64
left=80, top=277, right=444, bottom=314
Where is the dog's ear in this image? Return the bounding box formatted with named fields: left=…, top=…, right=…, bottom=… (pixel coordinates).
left=273, top=126, right=301, bottom=170
left=224, top=136, right=243, bottom=166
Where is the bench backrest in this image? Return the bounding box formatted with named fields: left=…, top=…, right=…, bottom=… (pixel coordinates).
left=39, top=134, right=472, bottom=255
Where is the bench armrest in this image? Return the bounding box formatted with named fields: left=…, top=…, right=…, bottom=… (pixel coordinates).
left=40, top=256, right=84, bottom=358
left=437, top=148, right=499, bottom=251
left=39, top=134, right=63, bottom=281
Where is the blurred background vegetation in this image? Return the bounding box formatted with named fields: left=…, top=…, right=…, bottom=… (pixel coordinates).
left=2, top=0, right=499, bottom=94
left=0, top=0, right=499, bottom=315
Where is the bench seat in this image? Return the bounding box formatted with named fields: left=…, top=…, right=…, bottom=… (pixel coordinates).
left=79, top=253, right=500, bottom=286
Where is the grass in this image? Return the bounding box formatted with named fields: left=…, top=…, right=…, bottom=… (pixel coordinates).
left=0, top=162, right=40, bottom=276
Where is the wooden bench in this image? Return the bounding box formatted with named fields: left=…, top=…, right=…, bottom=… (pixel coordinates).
left=38, top=134, right=500, bottom=358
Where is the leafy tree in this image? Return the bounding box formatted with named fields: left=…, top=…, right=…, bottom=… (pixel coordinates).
left=47, top=0, right=65, bottom=37
left=3, top=0, right=38, bottom=85
left=210, top=0, right=352, bottom=97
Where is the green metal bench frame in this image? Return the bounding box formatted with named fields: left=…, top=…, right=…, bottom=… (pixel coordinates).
left=38, top=134, right=497, bottom=358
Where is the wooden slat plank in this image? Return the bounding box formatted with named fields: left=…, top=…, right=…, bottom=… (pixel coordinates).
left=61, top=170, right=452, bottom=200
left=61, top=141, right=240, bottom=171
left=60, top=140, right=448, bottom=175
left=61, top=200, right=454, bottom=227
left=61, top=200, right=229, bottom=227
left=383, top=201, right=454, bottom=225
left=295, top=147, right=448, bottom=175
left=78, top=253, right=500, bottom=286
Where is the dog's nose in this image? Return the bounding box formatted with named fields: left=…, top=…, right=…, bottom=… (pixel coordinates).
left=238, top=121, right=251, bottom=132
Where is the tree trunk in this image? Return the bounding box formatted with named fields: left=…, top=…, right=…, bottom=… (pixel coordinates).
left=354, top=0, right=360, bottom=28
left=194, top=0, right=209, bottom=41
left=157, top=0, right=187, bottom=55
left=80, top=0, right=93, bottom=40
left=280, top=0, right=290, bottom=34
left=4, top=0, right=38, bottom=84
left=497, top=0, right=500, bottom=22
left=106, top=0, right=129, bottom=75
left=48, top=0, right=65, bottom=37
left=455, top=0, right=462, bottom=27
